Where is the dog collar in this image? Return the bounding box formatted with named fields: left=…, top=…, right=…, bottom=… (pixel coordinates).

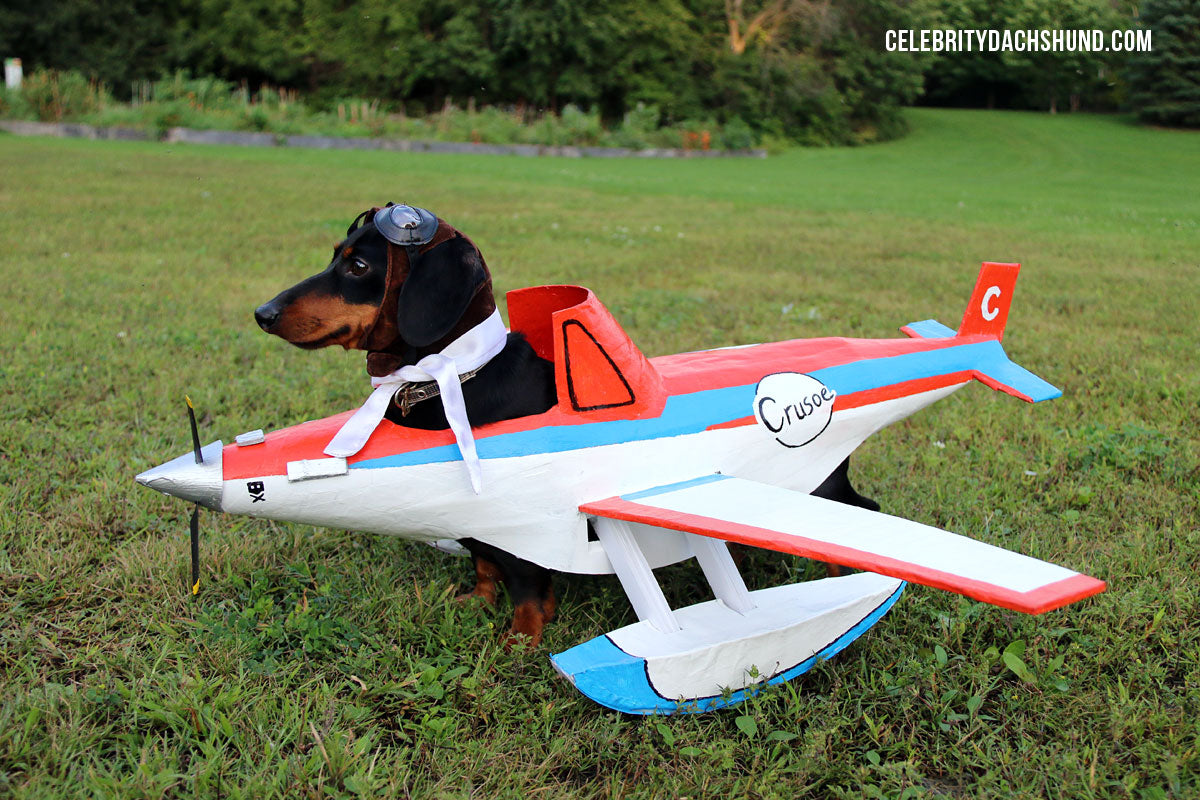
left=392, top=368, right=481, bottom=417
left=324, top=309, right=508, bottom=494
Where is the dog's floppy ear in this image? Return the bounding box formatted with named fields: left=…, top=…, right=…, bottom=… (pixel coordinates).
left=346, top=207, right=377, bottom=236
left=396, top=238, right=487, bottom=348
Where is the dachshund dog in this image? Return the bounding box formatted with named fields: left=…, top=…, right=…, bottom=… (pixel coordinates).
left=255, top=205, right=558, bottom=643
left=254, top=205, right=878, bottom=644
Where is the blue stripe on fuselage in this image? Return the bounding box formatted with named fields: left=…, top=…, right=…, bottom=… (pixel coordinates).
left=351, top=339, right=1001, bottom=470
left=621, top=473, right=732, bottom=501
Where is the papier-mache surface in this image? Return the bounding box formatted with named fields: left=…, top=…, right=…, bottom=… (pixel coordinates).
left=224, top=285, right=1013, bottom=482
left=582, top=474, right=1106, bottom=614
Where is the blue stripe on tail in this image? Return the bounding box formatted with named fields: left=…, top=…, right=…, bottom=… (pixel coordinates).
left=903, top=320, right=1060, bottom=403
left=902, top=319, right=957, bottom=339
left=975, top=351, right=1062, bottom=402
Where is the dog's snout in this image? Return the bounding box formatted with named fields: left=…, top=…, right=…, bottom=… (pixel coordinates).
left=255, top=302, right=281, bottom=332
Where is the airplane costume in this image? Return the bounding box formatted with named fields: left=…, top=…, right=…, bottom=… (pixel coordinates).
left=138, top=262, right=1105, bottom=713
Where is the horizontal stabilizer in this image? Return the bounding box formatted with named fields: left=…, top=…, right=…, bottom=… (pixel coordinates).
left=582, top=475, right=1105, bottom=615
left=901, top=322, right=1061, bottom=403
left=901, top=319, right=957, bottom=339
left=975, top=355, right=1062, bottom=403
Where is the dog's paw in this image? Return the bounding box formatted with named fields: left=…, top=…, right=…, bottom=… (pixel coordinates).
left=506, top=600, right=549, bottom=648
left=501, top=629, right=541, bottom=651
left=455, top=585, right=498, bottom=607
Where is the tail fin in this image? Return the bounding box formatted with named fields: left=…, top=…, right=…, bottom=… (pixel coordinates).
left=900, top=261, right=1022, bottom=341
left=902, top=261, right=1061, bottom=403
left=958, top=261, right=1020, bottom=340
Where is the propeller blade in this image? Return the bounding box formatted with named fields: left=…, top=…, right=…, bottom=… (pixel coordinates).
left=182, top=396, right=204, bottom=594
left=186, top=395, right=203, bottom=464
left=190, top=504, right=201, bottom=595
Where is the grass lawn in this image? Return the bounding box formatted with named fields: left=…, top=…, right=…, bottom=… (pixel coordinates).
left=0, top=108, right=1197, bottom=798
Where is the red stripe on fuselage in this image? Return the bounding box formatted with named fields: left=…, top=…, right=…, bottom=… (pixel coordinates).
left=834, top=370, right=974, bottom=411
left=225, top=334, right=976, bottom=481
left=704, top=370, right=976, bottom=432
left=652, top=335, right=968, bottom=395
left=706, top=416, right=755, bottom=431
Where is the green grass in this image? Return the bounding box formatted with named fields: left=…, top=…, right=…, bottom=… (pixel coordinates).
left=1, top=108, right=1197, bottom=798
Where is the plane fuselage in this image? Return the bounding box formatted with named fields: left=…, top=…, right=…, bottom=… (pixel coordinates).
left=211, top=333, right=1002, bottom=573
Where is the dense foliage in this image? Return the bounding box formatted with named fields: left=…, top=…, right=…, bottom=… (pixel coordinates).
left=3, top=1, right=1192, bottom=138
left=917, top=0, right=1131, bottom=113
left=0, top=70, right=770, bottom=151
left=0, top=0, right=924, bottom=145
left=1126, top=0, right=1200, bottom=127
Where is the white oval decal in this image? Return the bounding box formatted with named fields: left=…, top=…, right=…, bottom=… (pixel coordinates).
left=753, top=372, right=836, bottom=448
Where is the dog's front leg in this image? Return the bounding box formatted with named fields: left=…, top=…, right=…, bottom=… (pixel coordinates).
left=457, top=553, right=503, bottom=607
left=459, top=539, right=556, bottom=646
left=507, top=573, right=556, bottom=648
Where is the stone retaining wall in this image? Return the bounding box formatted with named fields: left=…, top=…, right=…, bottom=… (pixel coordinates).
left=0, top=119, right=767, bottom=159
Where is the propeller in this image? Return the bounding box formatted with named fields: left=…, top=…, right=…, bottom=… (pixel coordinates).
left=185, top=396, right=202, bottom=595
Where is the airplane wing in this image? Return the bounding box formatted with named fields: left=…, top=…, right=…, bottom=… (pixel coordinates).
left=581, top=474, right=1105, bottom=614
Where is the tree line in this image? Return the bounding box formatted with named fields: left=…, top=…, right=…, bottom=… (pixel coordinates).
left=918, top=0, right=1198, bottom=127
left=1, top=0, right=1194, bottom=143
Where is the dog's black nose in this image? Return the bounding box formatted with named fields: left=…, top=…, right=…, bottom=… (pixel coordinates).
left=254, top=303, right=281, bottom=331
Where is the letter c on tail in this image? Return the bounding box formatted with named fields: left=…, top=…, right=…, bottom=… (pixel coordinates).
left=981, top=286, right=1001, bottom=321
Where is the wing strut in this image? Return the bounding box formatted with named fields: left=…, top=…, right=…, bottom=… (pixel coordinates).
left=594, top=518, right=756, bottom=633
left=594, top=518, right=680, bottom=633
left=690, top=535, right=755, bottom=614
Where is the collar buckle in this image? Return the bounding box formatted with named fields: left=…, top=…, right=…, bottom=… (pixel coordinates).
left=393, top=368, right=481, bottom=417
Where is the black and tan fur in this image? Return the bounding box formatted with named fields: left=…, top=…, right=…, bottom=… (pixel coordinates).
left=255, top=207, right=877, bottom=644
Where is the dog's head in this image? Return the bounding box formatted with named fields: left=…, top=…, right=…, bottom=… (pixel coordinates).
left=255, top=206, right=494, bottom=371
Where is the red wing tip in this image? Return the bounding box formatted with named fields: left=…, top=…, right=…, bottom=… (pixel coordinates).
left=1021, top=575, right=1107, bottom=615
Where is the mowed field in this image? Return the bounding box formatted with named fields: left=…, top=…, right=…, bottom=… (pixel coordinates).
left=0, top=109, right=1197, bottom=798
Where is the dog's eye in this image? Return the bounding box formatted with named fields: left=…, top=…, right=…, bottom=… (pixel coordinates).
left=347, top=258, right=370, bottom=277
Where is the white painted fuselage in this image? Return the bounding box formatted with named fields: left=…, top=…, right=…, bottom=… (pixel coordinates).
left=217, top=383, right=963, bottom=574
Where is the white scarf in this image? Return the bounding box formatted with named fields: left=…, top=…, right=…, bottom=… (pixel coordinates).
left=324, top=309, right=508, bottom=493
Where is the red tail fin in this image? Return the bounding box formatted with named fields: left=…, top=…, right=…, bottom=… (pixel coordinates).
left=959, top=262, right=1020, bottom=340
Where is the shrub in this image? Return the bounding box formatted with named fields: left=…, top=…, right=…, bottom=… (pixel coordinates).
left=0, top=87, right=33, bottom=119
left=20, top=69, right=108, bottom=121
left=0, top=72, right=777, bottom=151
left=719, top=117, right=756, bottom=150
left=609, top=103, right=663, bottom=147
left=145, top=72, right=238, bottom=110
left=237, top=105, right=273, bottom=132
left=461, top=106, right=527, bottom=145
left=146, top=100, right=208, bottom=138
left=558, top=104, right=603, bottom=146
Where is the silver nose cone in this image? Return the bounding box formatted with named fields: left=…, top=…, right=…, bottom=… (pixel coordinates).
left=136, top=440, right=224, bottom=510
